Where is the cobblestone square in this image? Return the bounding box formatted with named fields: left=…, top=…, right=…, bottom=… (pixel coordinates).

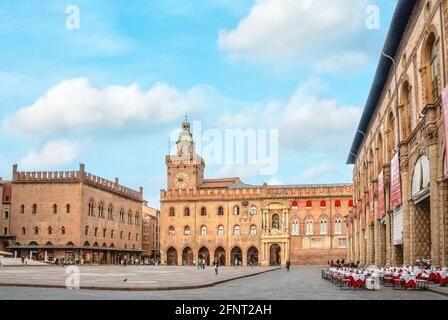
left=0, top=266, right=446, bottom=300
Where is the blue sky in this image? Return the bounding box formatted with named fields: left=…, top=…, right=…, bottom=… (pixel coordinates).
left=0, top=0, right=396, bottom=208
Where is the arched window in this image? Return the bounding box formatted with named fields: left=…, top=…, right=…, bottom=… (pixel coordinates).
left=234, top=225, right=241, bottom=235
left=61, top=226, right=66, bottom=235
left=66, top=204, right=71, bottom=214
left=250, top=225, right=257, bottom=235
left=135, top=212, right=140, bottom=226
left=47, top=226, right=52, bottom=235
left=169, top=207, right=175, bottom=216
left=250, top=206, right=257, bottom=215
left=94, top=227, right=98, bottom=237
left=217, top=225, right=224, bottom=235
left=84, top=226, right=89, bottom=236
left=334, top=218, right=342, bottom=235
left=320, top=218, right=328, bottom=235
left=136, top=233, right=139, bottom=241
left=98, top=203, right=104, bottom=218
left=306, top=219, right=313, bottom=235
left=218, top=207, right=224, bottom=215
left=184, top=207, right=190, bottom=216
left=233, top=206, right=240, bottom=215
left=272, top=214, right=280, bottom=229
left=291, top=219, right=299, bottom=236
left=32, top=204, right=37, bottom=214
left=53, top=204, right=58, bottom=214
left=120, top=231, right=123, bottom=239
left=200, top=207, right=207, bottom=216
left=128, top=211, right=132, bottom=224
left=201, top=225, right=207, bottom=236
left=111, top=230, right=114, bottom=239
left=20, top=205, right=25, bottom=214
left=22, top=226, right=26, bottom=235
left=102, top=229, right=106, bottom=237
left=107, top=205, right=114, bottom=220
left=88, top=200, right=94, bottom=216
left=429, top=36, right=440, bottom=101
left=128, top=232, right=132, bottom=240
left=34, top=226, right=39, bottom=235
left=169, top=226, right=175, bottom=236
left=120, top=209, right=125, bottom=223
left=184, top=226, right=191, bottom=235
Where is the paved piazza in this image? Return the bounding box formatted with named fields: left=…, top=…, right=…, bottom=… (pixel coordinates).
left=0, top=266, right=446, bottom=300
left=0, top=265, right=278, bottom=290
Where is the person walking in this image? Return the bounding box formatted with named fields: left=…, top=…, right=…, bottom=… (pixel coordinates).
left=286, top=259, right=291, bottom=272
left=214, top=259, right=219, bottom=275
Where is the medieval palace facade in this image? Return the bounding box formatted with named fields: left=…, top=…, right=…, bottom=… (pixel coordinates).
left=160, top=119, right=353, bottom=266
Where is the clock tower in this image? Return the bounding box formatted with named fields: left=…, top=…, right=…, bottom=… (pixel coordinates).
left=165, top=117, right=205, bottom=190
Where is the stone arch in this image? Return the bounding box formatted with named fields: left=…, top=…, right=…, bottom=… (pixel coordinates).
left=421, top=29, right=440, bottom=104
left=198, top=246, right=210, bottom=266
left=377, top=132, right=384, bottom=173
left=166, top=247, right=178, bottom=266
left=386, top=110, right=396, bottom=162
left=181, top=245, right=194, bottom=266
left=247, top=246, right=259, bottom=265
left=214, top=246, right=226, bottom=266
left=230, top=246, right=242, bottom=265
left=400, top=79, right=412, bottom=139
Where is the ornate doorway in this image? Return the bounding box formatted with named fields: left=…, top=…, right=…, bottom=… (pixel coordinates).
left=269, top=244, right=281, bottom=266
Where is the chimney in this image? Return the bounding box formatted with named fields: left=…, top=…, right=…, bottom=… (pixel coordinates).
left=139, top=187, right=144, bottom=200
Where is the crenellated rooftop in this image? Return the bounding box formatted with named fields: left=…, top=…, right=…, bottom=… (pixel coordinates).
left=161, top=183, right=352, bottom=201
left=12, top=163, right=143, bottom=202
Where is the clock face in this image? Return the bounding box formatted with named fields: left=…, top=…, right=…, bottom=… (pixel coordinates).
left=175, top=172, right=189, bottom=189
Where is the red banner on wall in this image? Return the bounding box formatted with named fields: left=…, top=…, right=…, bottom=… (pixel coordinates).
left=442, top=87, right=448, bottom=176
left=390, top=152, right=402, bottom=208
left=368, top=184, right=374, bottom=223
left=378, top=170, right=385, bottom=218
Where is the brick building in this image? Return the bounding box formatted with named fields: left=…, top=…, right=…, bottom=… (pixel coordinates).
left=142, top=202, right=160, bottom=260
left=160, top=119, right=353, bottom=266
left=0, top=164, right=143, bottom=264
left=347, top=0, right=448, bottom=267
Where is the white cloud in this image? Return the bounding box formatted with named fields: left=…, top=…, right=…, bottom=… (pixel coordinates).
left=218, top=0, right=368, bottom=69
left=2, top=78, right=214, bottom=137
left=279, top=80, right=362, bottom=151
left=215, top=78, right=362, bottom=152
left=314, top=52, right=368, bottom=74
left=297, top=162, right=333, bottom=181
left=216, top=164, right=261, bottom=178
left=18, top=140, right=82, bottom=170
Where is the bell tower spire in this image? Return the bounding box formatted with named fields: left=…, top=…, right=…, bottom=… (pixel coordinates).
left=166, top=117, right=205, bottom=190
